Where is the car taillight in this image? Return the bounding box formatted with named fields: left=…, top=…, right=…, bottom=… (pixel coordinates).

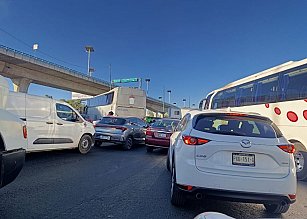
left=278, top=144, right=295, bottom=153
left=23, top=125, right=27, bottom=139
left=146, top=129, right=153, bottom=136
left=182, top=136, right=210, bottom=145
left=115, top=126, right=127, bottom=132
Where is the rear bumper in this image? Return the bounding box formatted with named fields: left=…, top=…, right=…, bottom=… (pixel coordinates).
left=0, top=148, right=26, bottom=188
left=146, top=136, right=170, bottom=147
left=178, top=185, right=295, bottom=204
left=94, top=133, right=126, bottom=144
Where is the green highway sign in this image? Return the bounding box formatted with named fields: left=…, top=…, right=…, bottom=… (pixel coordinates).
left=112, top=78, right=139, bottom=83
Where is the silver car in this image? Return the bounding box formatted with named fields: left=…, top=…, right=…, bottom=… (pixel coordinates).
left=94, top=117, right=147, bottom=150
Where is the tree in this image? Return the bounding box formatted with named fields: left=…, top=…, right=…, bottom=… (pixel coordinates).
left=65, top=99, right=85, bottom=113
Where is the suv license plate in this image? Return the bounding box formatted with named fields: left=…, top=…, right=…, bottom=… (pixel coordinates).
left=232, top=153, right=255, bottom=166
left=100, top=135, right=110, bottom=140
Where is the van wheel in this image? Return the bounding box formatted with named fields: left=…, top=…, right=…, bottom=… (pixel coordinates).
left=264, top=203, right=290, bottom=214
left=123, top=137, right=133, bottom=150
left=170, top=163, right=186, bottom=206
left=78, top=135, right=92, bottom=154
left=293, top=142, right=307, bottom=181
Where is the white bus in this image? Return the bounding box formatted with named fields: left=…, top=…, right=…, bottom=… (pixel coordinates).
left=86, top=87, right=146, bottom=120
left=200, top=58, right=307, bottom=180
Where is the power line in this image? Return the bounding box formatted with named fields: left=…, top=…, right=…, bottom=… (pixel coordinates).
left=0, top=27, right=87, bottom=70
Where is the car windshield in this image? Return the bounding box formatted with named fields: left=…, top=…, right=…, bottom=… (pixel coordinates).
left=193, top=114, right=283, bottom=138
left=98, top=117, right=126, bottom=125
left=151, top=119, right=179, bottom=129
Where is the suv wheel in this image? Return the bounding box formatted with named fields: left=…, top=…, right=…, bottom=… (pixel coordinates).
left=123, top=137, right=133, bottom=150
left=170, top=163, right=186, bottom=206
left=78, top=135, right=92, bottom=154
left=264, top=203, right=290, bottom=214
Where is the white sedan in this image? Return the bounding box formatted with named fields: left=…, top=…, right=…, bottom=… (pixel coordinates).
left=167, top=110, right=296, bottom=214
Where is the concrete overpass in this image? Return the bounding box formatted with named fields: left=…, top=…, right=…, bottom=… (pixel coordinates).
left=0, top=45, right=178, bottom=114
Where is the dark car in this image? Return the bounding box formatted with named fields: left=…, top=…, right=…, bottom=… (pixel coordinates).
left=145, top=118, right=180, bottom=152
left=94, top=117, right=147, bottom=150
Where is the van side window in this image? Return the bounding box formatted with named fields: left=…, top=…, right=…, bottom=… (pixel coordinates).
left=56, top=104, right=79, bottom=122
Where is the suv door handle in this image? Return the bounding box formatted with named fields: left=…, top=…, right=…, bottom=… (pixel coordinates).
left=46, top=121, right=53, bottom=124
left=57, top=123, right=63, bottom=125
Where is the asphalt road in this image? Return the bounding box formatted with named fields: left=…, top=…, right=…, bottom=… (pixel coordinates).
left=0, top=144, right=306, bottom=219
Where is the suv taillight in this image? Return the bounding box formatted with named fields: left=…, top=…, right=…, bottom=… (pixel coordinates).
left=182, top=136, right=210, bottom=145
left=23, top=125, right=27, bottom=139
left=278, top=144, right=295, bottom=153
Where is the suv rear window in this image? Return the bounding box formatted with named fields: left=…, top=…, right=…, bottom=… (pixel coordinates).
left=193, top=114, right=283, bottom=138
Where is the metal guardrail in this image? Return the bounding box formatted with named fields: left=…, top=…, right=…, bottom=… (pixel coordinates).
left=0, top=44, right=110, bottom=86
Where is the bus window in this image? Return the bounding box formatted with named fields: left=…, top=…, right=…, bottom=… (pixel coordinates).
left=212, top=91, right=224, bottom=109
left=236, top=82, right=255, bottom=106
left=222, top=88, right=236, bottom=108
left=88, top=92, right=114, bottom=107
left=255, top=76, right=278, bottom=104
left=282, top=68, right=307, bottom=101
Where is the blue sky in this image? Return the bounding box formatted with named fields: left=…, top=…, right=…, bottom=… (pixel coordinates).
left=1, top=0, right=307, bottom=107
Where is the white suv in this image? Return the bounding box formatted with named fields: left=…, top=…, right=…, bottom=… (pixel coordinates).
left=167, top=110, right=296, bottom=214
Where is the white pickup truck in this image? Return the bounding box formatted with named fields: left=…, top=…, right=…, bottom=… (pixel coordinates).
left=0, top=76, right=26, bottom=188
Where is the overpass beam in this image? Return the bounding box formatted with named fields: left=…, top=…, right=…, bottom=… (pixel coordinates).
left=12, top=78, right=32, bottom=93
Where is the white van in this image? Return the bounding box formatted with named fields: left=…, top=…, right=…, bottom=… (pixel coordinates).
left=0, top=76, right=26, bottom=188
left=2, top=80, right=95, bottom=154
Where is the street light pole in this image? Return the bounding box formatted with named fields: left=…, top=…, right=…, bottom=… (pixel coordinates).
left=145, top=78, right=150, bottom=95
left=109, top=64, right=112, bottom=91
left=167, top=90, right=171, bottom=104
left=85, top=46, right=94, bottom=76
left=163, top=87, right=165, bottom=117
left=158, top=96, right=165, bottom=118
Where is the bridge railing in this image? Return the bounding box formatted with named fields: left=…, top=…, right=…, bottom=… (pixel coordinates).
left=0, top=44, right=110, bottom=86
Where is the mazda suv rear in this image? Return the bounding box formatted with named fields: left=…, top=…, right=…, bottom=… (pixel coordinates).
left=168, top=110, right=296, bottom=214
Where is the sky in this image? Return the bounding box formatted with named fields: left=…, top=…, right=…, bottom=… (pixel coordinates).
left=1, top=0, right=307, bottom=107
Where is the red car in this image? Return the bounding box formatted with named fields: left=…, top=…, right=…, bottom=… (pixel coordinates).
left=145, top=118, right=180, bottom=152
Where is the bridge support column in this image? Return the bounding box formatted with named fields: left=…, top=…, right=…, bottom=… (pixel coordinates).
left=12, top=78, right=32, bottom=93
